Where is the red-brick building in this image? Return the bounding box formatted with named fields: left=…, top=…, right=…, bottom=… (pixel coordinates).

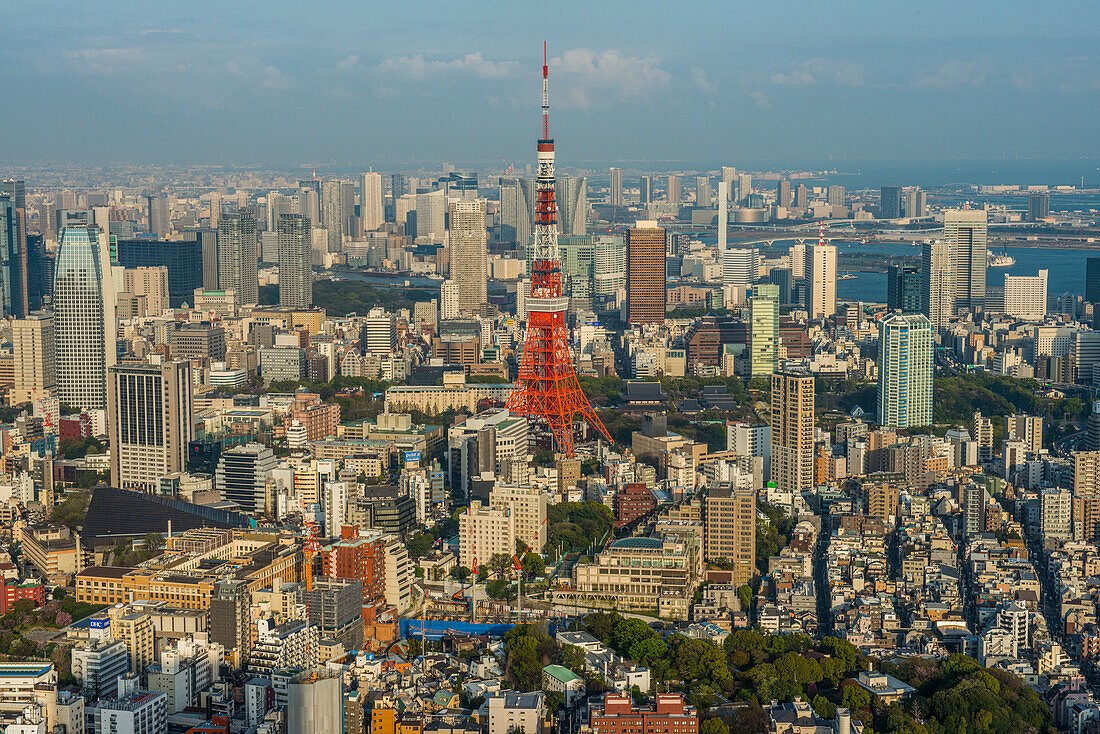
left=322, top=526, right=388, bottom=622
left=287, top=392, right=340, bottom=442
left=614, top=483, right=657, bottom=528
left=590, top=693, right=698, bottom=734
left=58, top=413, right=91, bottom=441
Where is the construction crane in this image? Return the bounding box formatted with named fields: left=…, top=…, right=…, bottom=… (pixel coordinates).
left=302, top=518, right=320, bottom=592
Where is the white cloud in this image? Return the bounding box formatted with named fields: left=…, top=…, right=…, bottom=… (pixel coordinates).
left=549, top=48, right=671, bottom=108
left=913, top=61, right=991, bottom=89
left=771, top=58, right=864, bottom=87
left=337, top=54, right=360, bottom=70
left=378, top=52, right=516, bottom=79
left=691, top=67, right=716, bottom=93
left=261, top=65, right=290, bottom=90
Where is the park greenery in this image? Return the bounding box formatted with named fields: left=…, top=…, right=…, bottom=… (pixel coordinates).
left=260, top=280, right=437, bottom=316
left=48, top=492, right=91, bottom=529
left=544, top=502, right=613, bottom=561
left=503, top=615, right=1054, bottom=734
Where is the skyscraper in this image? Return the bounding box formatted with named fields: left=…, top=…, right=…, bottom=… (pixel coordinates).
left=1028, top=192, right=1050, bottom=222
left=593, top=234, right=625, bottom=312
left=359, top=172, right=384, bottom=233
left=1003, top=269, right=1048, bottom=320
left=448, top=200, right=488, bottom=315
left=626, top=221, right=666, bottom=324
left=440, top=280, right=460, bottom=320
left=776, top=180, right=792, bottom=208
left=717, top=181, right=728, bottom=255
left=54, top=225, right=116, bottom=411
left=639, top=176, right=651, bottom=206
left=736, top=173, right=752, bottom=205
left=794, top=184, right=809, bottom=209
left=770, top=370, right=814, bottom=497
left=278, top=214, right=312, bottom=308
left=922, top=240, right=955, bottom=331
left=499, top=177, right=536, bottom=250
left=1087, top=258, right=1100, bottom=304
left=390, top=173, right=408, bottom=200
left=887, top=265, right=922, bottom=314
left=703, top=485, right=756, bottom=587
left=826, top=185, right=846, bottom=207
left=216, top=211, right=259, bottom=305
left=197, top=229, right=219, bottom=291
left=945, top=208, right=988, bottom=312
left=809, top=243, right=837, bottom=319
left=609, top=167, right=622, bottom=207
left=750, top=284, right=779, bottom=377
left=108, top=361, right=193, bottom=492
left=877, top=313, right=933, bottom=429
left=147, top=195, right=170, bottom=238
left=903, top=188, right=927, bottom=218
left=880, top=186, right=901, bottom=219
left=0, top=180, right=27, bottom=318
left=666, top=175, right=681, bottom=205
left=12, top=312, right=55, bottom=405
left=696, top=177, right=712, bottom=207
left=556, top=177, right=587, bottom=235
left=415, top=189, right=446, bottom=240
left=116, top=238, right=204, bottom=308
left=721, top=166, right=737, bottom=195
left=0, top=195, right=21, bottom=318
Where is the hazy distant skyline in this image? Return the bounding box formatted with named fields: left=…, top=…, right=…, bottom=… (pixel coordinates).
left=2, top=1, right=1098, bottom=167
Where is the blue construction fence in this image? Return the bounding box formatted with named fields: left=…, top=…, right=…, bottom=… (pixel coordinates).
left=399, top=618, right=560, bottom=640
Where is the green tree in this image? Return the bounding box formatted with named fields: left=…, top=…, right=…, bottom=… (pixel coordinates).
left=700, top=718, right=729, bottom=734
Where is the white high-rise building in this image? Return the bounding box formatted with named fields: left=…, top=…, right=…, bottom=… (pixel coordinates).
left=609, top=167, right=622, bottom=207
left=722, top=247, right=757, bottom=288
left=922, top=240, right=955, bottom=331
left=727, top=422, right=771, bottom=481
left=108, top=361, right=194, bottom=493
left=448, top=200, right=488, bottom=315
left=416, top=189, right=446, bottom=240
left=809, top=243, right=836, bottom=319
left=877, top=313, right=933, bottom=429
left=358, top=172, right=384, bottom=233
left=717, top=181, right=728, bottom=254
left=54, top=226, right=116, bottom=411
left=277, top=213, right=312, bottom=308
left=1003, top=269, right=1047, bottom=321
left=789, top=242, right=807, bottom=280
left=322, top=481, right=349, bottom=538
left=363, top=307, right=396, bottom=355
left=440, top=280, right=460, bottom=320
left=945, top=208, right=988, bottom=313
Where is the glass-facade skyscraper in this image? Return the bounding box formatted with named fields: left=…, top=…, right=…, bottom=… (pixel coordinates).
left=55, top=225, right=115, bottom=411
left=277, top=214, right=312, bottom=308
left=216, top=211, right=259, bottom=305
left=877, top=312, right=933, bottom=429
left=887, top=265, right=922, bottom=314
left=116, top=237, right=203, bottom=308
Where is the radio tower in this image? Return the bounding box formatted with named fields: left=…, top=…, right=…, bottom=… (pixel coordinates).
left=506, top=44, right=613, bottom=457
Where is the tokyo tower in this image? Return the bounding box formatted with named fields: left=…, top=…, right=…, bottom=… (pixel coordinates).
left=506, top=44, right=613, bottom=457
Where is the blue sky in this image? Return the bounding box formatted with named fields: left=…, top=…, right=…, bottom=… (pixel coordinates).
left=2, top=1, right=1098, bottom=167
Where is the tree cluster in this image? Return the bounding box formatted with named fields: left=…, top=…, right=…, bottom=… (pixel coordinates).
left=545, top=502, right=613, bottom=561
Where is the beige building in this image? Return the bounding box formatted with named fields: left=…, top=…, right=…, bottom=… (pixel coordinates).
left=809, top=243, right=836, bottom=320
left=566, top=536, right=693, bottom=619
left=1007, top=414, right=1043, bottom=454
left=108, top=361, right=194, bottom=493
left=11, top=311, right=55, bottom=405
left=109, top=607, right=156, bottom=675
left=448, top=200, right=488, bottom=315
left=703, top=484, right=756, bottom=586
left=771, top=371, right=815, bottom=497
left=121, top=266, right=170, bottom=317
left=489, top=484, right=547, bottom=554
left=458, top=501, right=515, bottom=570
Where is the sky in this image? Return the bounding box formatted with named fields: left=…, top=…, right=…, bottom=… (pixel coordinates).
left=2, top=1, right=1098, bottom=169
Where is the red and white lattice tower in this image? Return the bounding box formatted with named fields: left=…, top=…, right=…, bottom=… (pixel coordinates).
left=506, top=44, right=613, bottom=457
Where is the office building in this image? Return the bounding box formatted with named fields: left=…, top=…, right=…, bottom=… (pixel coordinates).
left=363, top=308, right=396, bottom=355
left=794, top=183, right=809, bottom=209
left=115, top=238, right=203, bottom=309
left=170, top=323, right=226, bottom=362
left=449, top=200, right=488, bottom=315
left=722, top=247, right=757, bottom=288
left=609, top=167, right=623, bottom=207
left=1029, top=191, right=1050, bottom=222
left=666, top=175, right=681, bottom=205
left=880, top=186, right=901, bottom=219
left=556, top=176, right=587, bottom=236
left=776, top=180, right=792, bottom=208
left=1003, top=269, right=1047, bottom=320
left=440, top=280, right=460, bottom=320
left=750, top=284, right=779, bottom=377
left=826, top=185, right=846, bottom=207
left=736, top=173, right=752, bottom=204
left=147, top=195, right=170, bottom=238
left=498, top=177, right=535, bottom=250
left=876, top=313, right=933, bottom=429
left=0, top=194, right=26, bottom=318
left=696, top=176, right=712, bottom=207
left=887, top=265, right=922, bottom=314
left=639, top=176, right=651, bottom=206
left=359, top=172, right=384, bottom=232
left=704, top=485, right=756, bottom=586
left=277, top=214, right=312, bottom=308
left=72, top=638, right=129, bottom=699
left=416, top=189, right=446, bottom=239
left=946, top=208, right=988, bottom=313
left=287, top=671, right=342, bottom=734
left=12, top=312, right=55, bottom=405
left=808, top=243, right=837, bottom=319
left=216, top=443, right=276, bottom=515
left=108, top=361, right=194, bottom=493
left=922, top=240, right=955, bottom=331
left=54, top=226, right=115, bottom=411
left=489, top=484, right=547, bottom=554
left=626, top=221, right=666, bottom=324
left=321, top=179, right=355, bottom=251
left=118, top=267, right=170, bottom=318
left=904, top=188, right=927, bottom=218
left=216, top=211, right=259, bottom=305
left=770, top=371, right=814, bottom=497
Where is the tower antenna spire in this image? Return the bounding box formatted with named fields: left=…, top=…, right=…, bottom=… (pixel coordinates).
left=542, top=42, right=550, bottom=140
